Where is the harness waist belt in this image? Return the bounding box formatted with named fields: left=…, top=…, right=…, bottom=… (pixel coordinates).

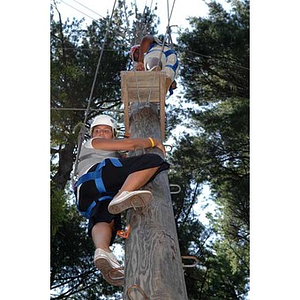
left=74, top=158, right=122, bottom=219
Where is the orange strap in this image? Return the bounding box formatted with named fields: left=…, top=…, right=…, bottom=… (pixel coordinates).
left=117, top=225, right=131, bottom=239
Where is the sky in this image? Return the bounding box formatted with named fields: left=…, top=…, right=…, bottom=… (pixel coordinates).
left=53, top=0, right=216, bottom=34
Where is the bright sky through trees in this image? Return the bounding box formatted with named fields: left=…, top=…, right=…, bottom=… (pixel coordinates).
left=54, top=0, right=230, bottom=35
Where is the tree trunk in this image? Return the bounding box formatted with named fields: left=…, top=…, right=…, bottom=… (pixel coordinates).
left=52, top=142, right=76, bottom=190
left=123, top=103, right=188, bottom=300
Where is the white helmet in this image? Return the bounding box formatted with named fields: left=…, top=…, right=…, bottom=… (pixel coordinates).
left=89, top=114, right=118, bottom=136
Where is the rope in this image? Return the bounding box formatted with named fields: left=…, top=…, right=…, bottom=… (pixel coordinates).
left=144, top=0, right=177, bottom=103
left=144, top=0, right=173, bottom=102
left=132, top=1, right=177, bottom=104
left=146, top=68, right=158, bottom=104
left=121, top=0, right=131, bottom=41
left=70, top=0, right=104, bottom=19
left=132, top=0, right=155, bottom=105
left=72, top=0, right=118, bottom=184
left=156, top=0, right=176, bottom=69
left=133, top=68, right=142, bottom=104
left=59, top=0, right=97, bottom=21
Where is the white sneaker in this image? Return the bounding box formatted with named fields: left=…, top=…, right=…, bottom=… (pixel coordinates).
left=108, top=190, right=153, bottom=215
left=94, top=248, right=124, bottom=286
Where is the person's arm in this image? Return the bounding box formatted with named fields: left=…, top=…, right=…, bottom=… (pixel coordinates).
left=138, top=35, right=155, bottom=63
left=136, top=35, right=155, bottom=71
left=91, top=137, right=166, bottom=155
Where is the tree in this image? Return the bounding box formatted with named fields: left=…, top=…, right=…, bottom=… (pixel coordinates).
left=170, top=0, right=250, bottom=298
left=50, top=2, right=161, bottom=298
left=50, top=3, right=128, bottom=297
left=178, top=0, right=249, bottom=104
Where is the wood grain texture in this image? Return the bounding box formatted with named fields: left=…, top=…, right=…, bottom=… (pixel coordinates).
left=124, top=104, right=188, bottom=300
left=121, top=71, right=166, bottom=103
left=121, top=71, right=166, bottom=140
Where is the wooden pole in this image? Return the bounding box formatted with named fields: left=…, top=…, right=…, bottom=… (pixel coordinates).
left=123, top=103, right=188, bottom=300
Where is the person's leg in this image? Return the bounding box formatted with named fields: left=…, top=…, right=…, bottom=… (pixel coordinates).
left=145, top=57, right=162, bottom=71
left=108, top=166, right=160, bottom=214
left=91, top=220, right=114, bottom=252
left=118, top=166, right=160, bottom=194
left=164, top=52, right=178, bottom=94
left=165, top=77, right=172, bottom=94
left=92, top=219, right=124, bottom=286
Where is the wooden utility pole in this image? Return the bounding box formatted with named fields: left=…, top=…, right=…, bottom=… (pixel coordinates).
left=121, top=86, right=188, bottom=298
left=121, top=71, right=166, bottom=140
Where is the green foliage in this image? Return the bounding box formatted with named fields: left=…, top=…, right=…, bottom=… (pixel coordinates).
left=51, top=202, right=123, bottom=299
left=169, top=1, right=250, bottom=298
left=50, top=2, right=160, bottom=298
left=51, top=185, right=67, bottom=236
left=178, top=0, right=249, bottom=104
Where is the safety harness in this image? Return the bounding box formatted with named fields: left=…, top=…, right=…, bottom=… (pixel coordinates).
left=73, top=158, right=122, bottom=219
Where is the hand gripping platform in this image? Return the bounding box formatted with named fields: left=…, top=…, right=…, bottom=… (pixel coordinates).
left=121, top=71, right=166, bottom=140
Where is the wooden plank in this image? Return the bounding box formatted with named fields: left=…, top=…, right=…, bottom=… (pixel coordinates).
left=127, top=88, right=160, bottom=102
left=121, top=71, right=166, bottom=103
left=121, top=70, right=167, bottom=140
left=121, top=70, right=162, bottom=82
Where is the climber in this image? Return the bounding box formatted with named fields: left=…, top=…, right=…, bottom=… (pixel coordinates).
left=73, top=114, right=169, bottom=286
left=130, top=34, right=179, bottom=95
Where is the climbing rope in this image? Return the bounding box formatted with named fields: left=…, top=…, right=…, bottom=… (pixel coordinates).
left=130, top=0, right=177, bottom=105
left=146, top=0, right=177, bottom=103
left=72, top=0, right=118, bottom=185
left=132, top=0, right=153, bottom=105
left=133, top=68, right=143, bottom=104
left=156, top=0, right=176, bottom=67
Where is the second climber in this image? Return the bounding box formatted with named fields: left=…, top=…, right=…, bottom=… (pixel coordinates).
left=130, top=34, right=179, bottom=95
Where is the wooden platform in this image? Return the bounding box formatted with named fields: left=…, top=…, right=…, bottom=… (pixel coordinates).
left=121, top=71, right=166, bottom=140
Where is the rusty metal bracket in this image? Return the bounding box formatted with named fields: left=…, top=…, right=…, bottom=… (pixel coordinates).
left=181, top=255, right=199, bottom=268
